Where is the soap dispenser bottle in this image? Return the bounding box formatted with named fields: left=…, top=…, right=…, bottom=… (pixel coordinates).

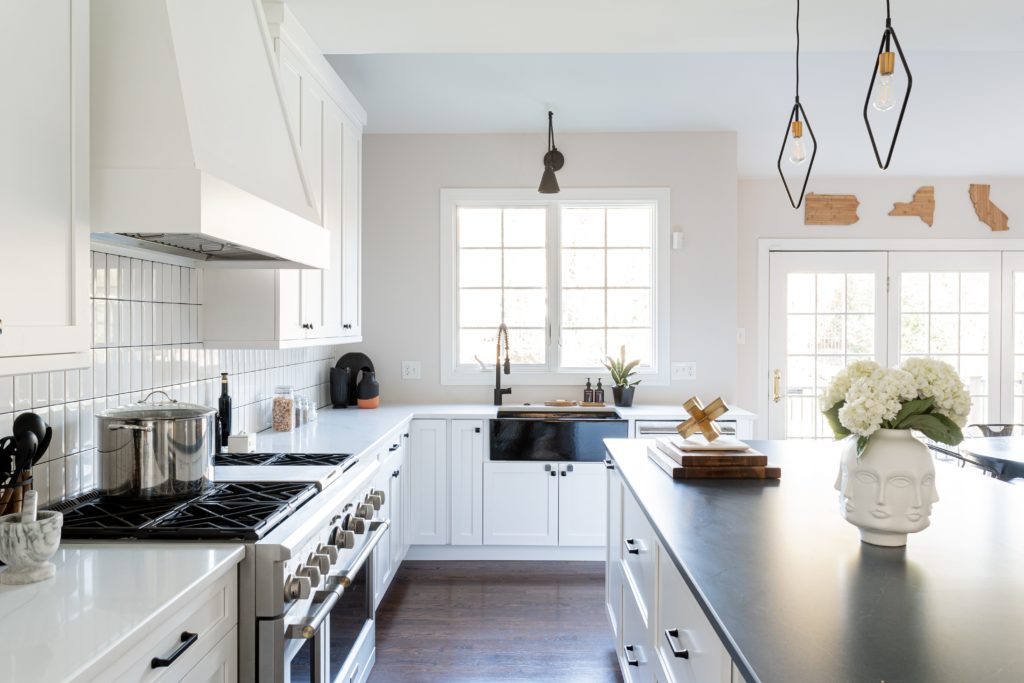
left=583, top=378, right=594, bottom=403
left=594, top=378, right=605, bottom=404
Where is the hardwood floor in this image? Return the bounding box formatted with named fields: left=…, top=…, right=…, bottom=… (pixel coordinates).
left=369, top=561, right=623, bottom=683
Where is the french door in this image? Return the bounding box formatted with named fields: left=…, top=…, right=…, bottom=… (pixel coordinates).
left=768, top=250, right=1005, bottom=438
left=768, top=252, right=888, bottom=439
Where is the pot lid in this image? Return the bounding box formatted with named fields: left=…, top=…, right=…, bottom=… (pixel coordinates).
left=97, top=390, right=216, bottom=420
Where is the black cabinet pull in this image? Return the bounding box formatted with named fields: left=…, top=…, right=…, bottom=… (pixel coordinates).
left=664, top=629, right=690, bottom=659
left=550, top=470, right=556, bottom=477
left=623, top=644, right=640, bottom=667
left=474, top=427, right=481, bottom=433
left=544, top=464, right=551, bottom=472
left=151, top=631, right=198, bottom=669
left=604, top=458, right=615, bottom=470
left=403, top=433, right=410, bottom=438
left=392, top=470, right=400, bottom=478
left=560, top=470, right=566, bottom=476
left=624, top=538, right=640, bottom=555
left=389, top=444, right=400, bottom=452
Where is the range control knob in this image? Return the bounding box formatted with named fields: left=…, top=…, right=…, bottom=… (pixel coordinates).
left=332, top=526, right=356, bottom=549
left=317, top=544, right=339, bottom=563
left=308, top=553, right=331, bottom=575
left=285, top=574, right=312, bottom=601
left=365, top=493, right=383, bottom=511
left=297, top=564, right=321, bottom=586
left=344, top=515, right=366, bottom=535
left=356, top=503, right=375, bottom=520
left=371, top=489, right=386, bottom=504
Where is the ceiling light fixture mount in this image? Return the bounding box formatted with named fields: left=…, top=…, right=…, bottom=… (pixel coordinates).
left=863, top=0, right=912, bottom=170
left=539, top=111, right=563, bottom=194
left=776, top=0, right=817, bottom=209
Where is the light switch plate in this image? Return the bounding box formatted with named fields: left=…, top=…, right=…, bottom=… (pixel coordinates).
left=672, top=362, right=697, bottom=381
left=401, top=361, right=422, bottom=380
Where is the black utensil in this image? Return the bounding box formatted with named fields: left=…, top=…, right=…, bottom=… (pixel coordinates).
left=33, top=426, right=52, bottom=466
left=13, top=412, right=47, bottom=443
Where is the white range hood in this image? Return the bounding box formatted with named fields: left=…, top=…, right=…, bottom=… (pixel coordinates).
left=90, top=0, right=328, bottom=268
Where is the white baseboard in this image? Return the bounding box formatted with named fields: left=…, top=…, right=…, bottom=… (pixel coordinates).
left=405, top=545, right=605, bottom=561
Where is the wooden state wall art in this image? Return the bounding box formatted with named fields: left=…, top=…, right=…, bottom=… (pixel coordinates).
left=889, top=186, right=935, bottom=227
left=968, top=184, right=1009, bottom=232
left=804, top=193, right=860, bottom=226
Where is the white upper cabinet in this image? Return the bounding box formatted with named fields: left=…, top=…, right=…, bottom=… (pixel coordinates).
left=0, top=0, right=90, bottom=374
left=202, top=4, right=364, bottom=348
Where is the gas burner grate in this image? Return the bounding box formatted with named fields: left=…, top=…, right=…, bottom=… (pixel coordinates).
left=58, top=481, right=318, bottom=541
left=214, top=452, right=354, bottom=467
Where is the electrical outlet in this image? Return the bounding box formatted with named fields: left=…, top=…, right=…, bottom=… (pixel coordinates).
left=671, top=362, right=697, bottom=381
left=736, top=327, right=746, bottom=345
left=401, top=361, right=421, bottom=380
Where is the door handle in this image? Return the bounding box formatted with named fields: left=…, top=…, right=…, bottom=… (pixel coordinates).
left=151, top=632, right=199, bottom=668
left=624, top=538, right=640, bottom=555
left=623, top=645, right=640, bottom=667
left=664, top=629, right=690, bottom=659
left=772, top=368, right=782, bottom=404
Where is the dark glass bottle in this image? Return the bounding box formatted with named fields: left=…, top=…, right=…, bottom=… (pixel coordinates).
left=594, top=378, right=605, bottom=404
left=583, top=378, right=594, bottom=403
left=218, top=373, right=232, bottom=448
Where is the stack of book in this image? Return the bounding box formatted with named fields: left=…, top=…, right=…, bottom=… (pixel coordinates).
left=647, top=435, right=782, bottom=480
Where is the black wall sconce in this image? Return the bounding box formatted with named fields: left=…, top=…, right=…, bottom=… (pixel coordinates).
left=538, top=111, right=564, bottom=194
left=863, top=0, right=913, bottom=170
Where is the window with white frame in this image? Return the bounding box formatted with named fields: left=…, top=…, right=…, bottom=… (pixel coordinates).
left=441, top=189, right=669, bottom=385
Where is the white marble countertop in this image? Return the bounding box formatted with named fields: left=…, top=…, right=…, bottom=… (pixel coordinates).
left=253, top=403, right=756, bottom=455
left=0, top=543, right=244, bottom=682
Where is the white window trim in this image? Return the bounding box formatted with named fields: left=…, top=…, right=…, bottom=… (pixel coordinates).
left=440, top=188, right=671, bottom=386
left=756, top=238, right=1024, bottom=437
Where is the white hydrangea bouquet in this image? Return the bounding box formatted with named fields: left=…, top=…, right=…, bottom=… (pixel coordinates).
left=819, top=358, right=971, bottom=455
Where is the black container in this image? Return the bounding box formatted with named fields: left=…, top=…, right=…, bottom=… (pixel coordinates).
left=218, top=373, right=232, bottom=448
left=330, top=367, right=351, bottom=408
left=612, top=385, right=636, bottom=408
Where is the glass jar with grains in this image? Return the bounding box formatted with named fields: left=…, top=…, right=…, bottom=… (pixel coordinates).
left=272, top=385, right=295, bottom=431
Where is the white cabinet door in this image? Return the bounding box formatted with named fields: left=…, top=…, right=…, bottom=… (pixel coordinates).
left=340, top=112, right=362, bottom=338
left=401, top=430, right=412, bottom=559
left=0, top=0, right=90, bottom=374
left=373, top=454, right=393, bottom=609
left=384, top=435, right=406, bottom=577
left=450, top=420, right=485, bottom=545
left=276, top=271, right=306, bottom=342
left=606, top=462, right=624, bottom=641
left=483, top=462, right=558, bottom=546
left=320, top=103, right=345, bottom=339
left=409, top=419, right=448, bottom=545
left=558, top=462, right=607, bottom=546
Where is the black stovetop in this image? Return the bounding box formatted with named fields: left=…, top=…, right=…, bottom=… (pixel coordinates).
left=58, top=481, right=318, bottom=541
left=214, top=452, right=354, bottom=467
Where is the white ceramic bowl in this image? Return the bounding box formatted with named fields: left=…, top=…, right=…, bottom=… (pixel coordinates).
left=0, top=510, right=63, bottom=585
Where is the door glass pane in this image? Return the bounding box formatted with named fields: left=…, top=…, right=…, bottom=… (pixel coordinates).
left=784, top=271, right=879, bottom=439
left=898, top=271, right=990, bottom=425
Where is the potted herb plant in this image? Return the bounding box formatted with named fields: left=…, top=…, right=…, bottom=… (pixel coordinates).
left=603, top=345, right=642, bottom=407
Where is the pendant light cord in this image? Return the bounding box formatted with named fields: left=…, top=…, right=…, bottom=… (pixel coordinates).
left=794, top=0, right=800, bottom=99
left=886, top=0, right=891, bottom=20
left=547, top=111, right=555, bottom=153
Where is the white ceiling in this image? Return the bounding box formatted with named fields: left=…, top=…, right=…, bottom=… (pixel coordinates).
left=290, top=0, right=1024, bottom=177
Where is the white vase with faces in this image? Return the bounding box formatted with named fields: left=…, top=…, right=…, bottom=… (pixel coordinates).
left=834, top=429, right=939, bottom=547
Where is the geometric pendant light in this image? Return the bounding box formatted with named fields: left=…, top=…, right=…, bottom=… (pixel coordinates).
left=538, top=111, right=564, bottom=194
left=863, top=0, right=913, bottom=170
left=776, top=0, right=817, bottom=209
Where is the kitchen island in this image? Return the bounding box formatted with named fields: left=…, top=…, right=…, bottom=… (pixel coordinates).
left=604, top=438, right=1024, bottom=683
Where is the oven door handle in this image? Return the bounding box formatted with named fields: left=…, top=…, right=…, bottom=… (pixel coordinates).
left=286, top=519, right=391, bottom=640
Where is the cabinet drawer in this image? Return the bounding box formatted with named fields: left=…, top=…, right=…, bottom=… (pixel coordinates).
left=182, top=626, right=238, bottom=683
left=93, top=570, right=238, bottom=682
left=656, top=548, right=731, bottom=683
left=621, top=488, right=656, bottom=623
left=620, top=581, right=653, bottom=683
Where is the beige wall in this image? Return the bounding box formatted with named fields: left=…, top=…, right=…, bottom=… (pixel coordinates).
left=737, top=177, right=1024, bottom=433
left=353, top=132, right=739, bottom=405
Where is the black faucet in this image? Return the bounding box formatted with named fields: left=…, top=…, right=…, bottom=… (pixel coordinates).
left=494, top=323, right=511, bottom=406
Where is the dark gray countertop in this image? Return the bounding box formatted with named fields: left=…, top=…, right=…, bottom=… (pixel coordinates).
left=605, top=438, right=1024, bottom=683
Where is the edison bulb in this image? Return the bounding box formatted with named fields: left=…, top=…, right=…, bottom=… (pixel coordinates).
left=872, top=74, right=897, bottom=112
left=788, top=137, right=808, bottom=165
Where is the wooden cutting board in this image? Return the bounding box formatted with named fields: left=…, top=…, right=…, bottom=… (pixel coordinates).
left=656, top=439, right=767, bottom=467
left=648, top=446, right=781, bottom=480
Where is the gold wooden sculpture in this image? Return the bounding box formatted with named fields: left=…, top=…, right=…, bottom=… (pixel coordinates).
left=804, top=194, right=860, bottom=226
left=968, top=184, right=1009, bottom=232
left=677, top=396, right=729, bottom=442
left=889, top=186, right=935, bottom=227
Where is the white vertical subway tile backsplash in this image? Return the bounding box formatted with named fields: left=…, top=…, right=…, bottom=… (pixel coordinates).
left=0, top=249, right=345, bottom=506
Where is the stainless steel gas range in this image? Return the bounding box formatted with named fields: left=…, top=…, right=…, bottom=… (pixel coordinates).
left=56, top=451, right=389, bottom=683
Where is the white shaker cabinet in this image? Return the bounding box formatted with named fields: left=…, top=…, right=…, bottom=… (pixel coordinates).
left=0, top=0, right=90, bottom=374
left=409, top=419, right=449, bottom=545
left=483, top=462, right=559, bottom=546
left=201, top=6, right=363, bottom=349
left=449, top=420, right=485, bottom=545
left=558, top=462, right=607, bottom=546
